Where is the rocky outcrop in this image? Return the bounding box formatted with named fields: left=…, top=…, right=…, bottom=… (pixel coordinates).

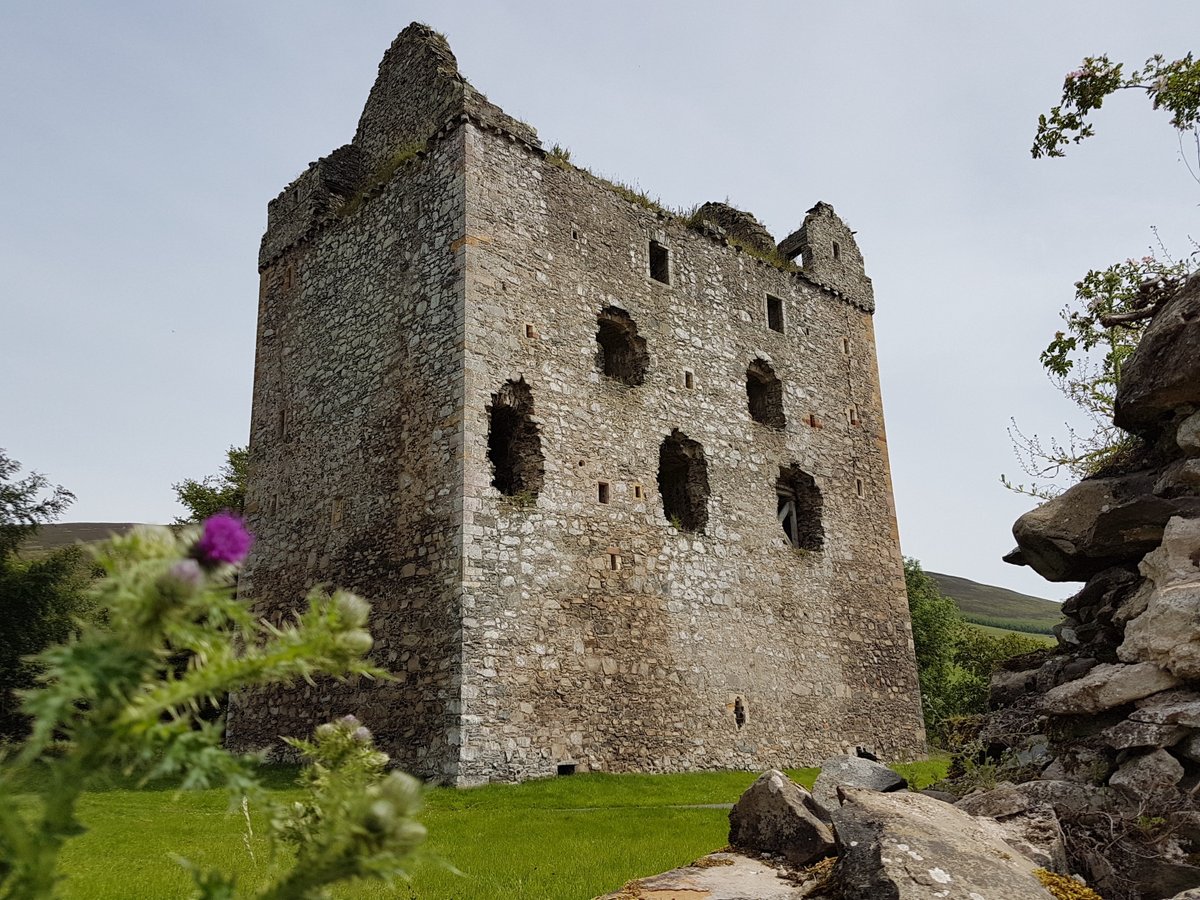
left=1115, top=272, right=1200, bottom=433
left=990, top=272, right=1200, bottom=900
left=810, top=754, right=907, bottom=817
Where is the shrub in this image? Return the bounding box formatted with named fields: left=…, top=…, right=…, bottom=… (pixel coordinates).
left=0, top=516, right=423, bottom=899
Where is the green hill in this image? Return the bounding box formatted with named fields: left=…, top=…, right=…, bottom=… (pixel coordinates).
left=928, top=571, right=1062, bottom=635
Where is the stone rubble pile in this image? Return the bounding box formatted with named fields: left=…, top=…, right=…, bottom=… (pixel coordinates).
left=984, top=272, right=1200, bottom=900
left=599, top=756, right=1090, bottom=899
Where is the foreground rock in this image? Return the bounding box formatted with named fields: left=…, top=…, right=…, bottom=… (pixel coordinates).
left=833, top=788, right=1055, bottom=899
left=596, top=851, right=814, bottom=900
left=810, top=754, right=906, bottom=817
left=728, top=769, right=835, bottom=866
left=955, top=782, right=1070, bottom=873
left=1118, top=517, right=1200, bottom=678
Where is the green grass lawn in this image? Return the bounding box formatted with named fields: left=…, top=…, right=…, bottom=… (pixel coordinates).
left=21, top=758, right=947, bottom=900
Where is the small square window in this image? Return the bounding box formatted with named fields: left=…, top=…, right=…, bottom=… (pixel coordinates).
left=524, top=323, right=537, bottom=339
left=598, top=481, right=610, bottom=504
left=683, top=370, right=694, bottom=389
left=649, top=240, right=670, bottom=284
left=766, top=295, right=784, bottom=333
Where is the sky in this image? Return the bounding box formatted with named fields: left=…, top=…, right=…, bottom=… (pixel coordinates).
left=2, top=1, right=1198, bottom=601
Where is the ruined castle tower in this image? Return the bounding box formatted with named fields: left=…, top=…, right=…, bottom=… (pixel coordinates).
left=229, top=24, right=926, bottom=784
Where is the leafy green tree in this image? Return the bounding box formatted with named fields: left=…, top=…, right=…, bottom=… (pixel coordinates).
left=1005, top=53, right=1200, bottom=498
left=0, top=450, right=94, bottom=739
left=173, top=445, right=249, bottom=524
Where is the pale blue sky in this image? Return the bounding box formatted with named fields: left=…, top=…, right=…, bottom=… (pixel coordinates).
left=2, top=1, right=1197, bottom=599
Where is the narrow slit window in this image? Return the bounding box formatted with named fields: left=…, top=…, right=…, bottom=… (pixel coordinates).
left=633, top=484, right=644, bottom=500
left=766, top=295, right=784, bottom=333
left=848, top=406, right=859, bottom=426
left=598, top=481, right=610, bottom=504
left=608, top=552, right=620, bottom=571
left=832, top=240, right=841, bottom=260
left=855, top=477, right=865, bottom=499
left=649, top=240, right=670, bottom=284
left=734, top=697, right=747, bottom=729
left=684, top=370, right=694, bottom=389
left=843, top=337, right=851, bottom=355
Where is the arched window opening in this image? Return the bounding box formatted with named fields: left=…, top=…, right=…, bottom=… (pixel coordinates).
left=776, top=464, right=823, bottom=551
left=747, top=359, right=786, bottom=428
left=658, top=430, right=710, bottom=533
left=596, top=306, right=649, bottom=386
left=487, top=378, right=544, bottom=498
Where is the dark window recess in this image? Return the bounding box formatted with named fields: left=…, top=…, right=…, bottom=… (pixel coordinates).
left=734, top=697, right=747, bottom=729
left=658, top=429, right=710, bottom=533
left=486, top=378, right=545, bottom=498
left=746, top=359, right=786, bottom=428
left=596, top=306, right=649, bottom=386
left=557, top=763, right=577, bottom=776
left=609, top=552, right=620, bottom=571
left=832, top=241, right=841, bottom=260
left=684, top=370, right=694, bottom=389
left=598, top=482, right=610, bottom=504
left=766, top=295, right=784, bottom=333
left=649, top=240, right=670, bottom=284
left=634, top=484, right=644, bottom=499
left=776, top=465, right=824, bottom=551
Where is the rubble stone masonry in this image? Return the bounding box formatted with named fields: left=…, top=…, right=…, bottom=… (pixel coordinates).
left=228, top=23, right=926, bottom=783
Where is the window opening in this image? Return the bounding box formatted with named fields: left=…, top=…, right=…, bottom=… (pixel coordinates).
left=557, top=763, right=577, bottom=776
left=843, top=337, right=851, bottom=355
left=598, top=481, right=610, bottom=504
left=486, top=378, right=544, bottom=498
left=766, top=295, right=784, bottom=333
left=649, top=240, right=670, bottom=284
left=734, top=697, right=747, bottom=729
left=832, top=241, right=841, bottom=260
left=808, top=413, right=822, bottom=429
left=609, top=552, right=620, bottom=571
left=571, top=228, right=579, bottom=240
left=524, top=323, right=537, bottom=339
left=855, top=477, right=865, bottom=499
left=596, top=306, right=649, bottom=386
left=658, top=430, right=710, bottom=533
left=848, top=406, right=859, bottom=426
left=684, top=370, right=694, bottom=389
left=776, top=464, right=824, bottom=551
left=633, top=484, right=644, bottom=500
left=746, top=358, right=786, bottom=428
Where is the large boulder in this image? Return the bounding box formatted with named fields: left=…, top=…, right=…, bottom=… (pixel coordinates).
left=1115, top=272, right=1200, bottom=432
left=1108, top=748, right=1185, bottom=799
left=810, top=754, right=906, bottom=818
left=594, top=851, right=813, bottom=900
left=955, top=783, right=1070, bottom=873
left=1041, top=661, right=1182, bottom=714
left=832, top=788, right=1055, bottom=899
left=727, top=770, right=835, bottom=867
left=1009, top=471, right=1200, bottom=582
left=1119, top=517, right=1200, bottom=677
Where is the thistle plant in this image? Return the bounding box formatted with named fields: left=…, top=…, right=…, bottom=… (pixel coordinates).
left=0, top=515, right=425, bottom=899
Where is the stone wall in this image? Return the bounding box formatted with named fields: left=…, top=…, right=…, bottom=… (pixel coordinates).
left=456, top=120, right=923, bottom=782
left=231, top=21, right=926, bottom=784
left=229, top=122, right=468, bottom=784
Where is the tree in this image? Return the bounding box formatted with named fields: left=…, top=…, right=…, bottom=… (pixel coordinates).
left=173, top=445, right=249, bottom=523
left=0, top=450, right=93, bottom=738
left=0, top=450, right=74, bottom=558
left=1005, top=53, right=1200, bottom=498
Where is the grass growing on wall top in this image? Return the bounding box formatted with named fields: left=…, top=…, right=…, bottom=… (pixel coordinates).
left=15, top=760, right=947, bottom=899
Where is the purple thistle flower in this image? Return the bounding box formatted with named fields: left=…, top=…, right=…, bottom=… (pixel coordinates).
left=194, top=512, right=254, bottom=567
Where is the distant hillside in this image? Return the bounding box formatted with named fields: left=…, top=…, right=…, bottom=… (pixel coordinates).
left=928, top=571, right=1063, bottom=635
left=17, top=522, right=142, bottom=557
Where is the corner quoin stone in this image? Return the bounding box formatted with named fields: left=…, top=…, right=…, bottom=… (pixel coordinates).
left=227, top=22, right=926, bottom=784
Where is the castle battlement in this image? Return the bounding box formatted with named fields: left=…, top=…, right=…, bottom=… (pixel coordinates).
left=230, top=23, right=925, bottom=784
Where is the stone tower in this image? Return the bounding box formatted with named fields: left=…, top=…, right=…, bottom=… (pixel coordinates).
left=229, top=23, right=926, bottom=784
